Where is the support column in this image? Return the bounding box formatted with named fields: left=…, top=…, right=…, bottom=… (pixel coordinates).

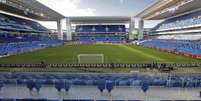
left=66, top=17, right=72, bottom=41
left=138, top=19, right=144, bottom=40
left=129, top=17, right=135, bottom=40
left=57, top=19, right=63, bottom=40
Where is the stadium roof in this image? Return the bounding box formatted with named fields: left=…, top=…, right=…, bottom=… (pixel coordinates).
left=0, top=0, right=65, bottom=21
left=135, top=0, right=201, bottom=20
left=68, top=16, right=131, bottom=24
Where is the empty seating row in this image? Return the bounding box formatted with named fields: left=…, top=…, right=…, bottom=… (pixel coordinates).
left=0, top=33, right=41, bottom=43
left=73, top=36, right=127, bottom=43
left=140, top=39, right=201, bottom=55
left=153, top=9, right=201, bottom=31
left=1, top=73, right=201, bottom=88
left=0, top=99, right=200, bottom=101
left=0, top=13, right=63, bottom=56
left=0, top=13, right=48, bottom=32
left=75, top=25, right=126, bottom=33
left=0, top=79, right=152, bottom=93
left=0, top=37, right=63, bottom=56
left=74, top=25, right=127, bottom=43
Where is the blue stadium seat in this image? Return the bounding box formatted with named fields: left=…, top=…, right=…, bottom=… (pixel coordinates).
left=26, top=80, right=43, bottom=92
left=0, top=80, right=4, bottom=90
left=97, top=80, right=106, bottom=92
left=141, top=80, right=150, bottom=93
left=0, top=99, right=16, bottom=101
left=128, top=100, right=141, bottom=101
left=35, top=80, right=44, bottom=92
left=174, top=100, right=187, bottom=101
left=26, top=80, right=35, bottom=91
left=160, top=100, right=172, bottom=101
left=47, top=100, right=61, bottom=101
left=105, top=80, right=114, bottom=93
left=63, top=99, right=79, bottom=101
left=16, top=99, right=47, bottom=101
left=79, top=99, right=94, bottom=101
left=6, top=79, right=17, bottom=85
left=55, top=80, right=71, bottom=92
left=112, top=100, right=125, bottom=101
left=96, top=100, right=110, bottom=101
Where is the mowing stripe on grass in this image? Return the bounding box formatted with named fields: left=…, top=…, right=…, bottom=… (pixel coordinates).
left=117, top=44, right=169, bottom=62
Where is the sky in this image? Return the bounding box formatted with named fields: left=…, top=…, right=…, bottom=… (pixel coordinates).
left=37, top=0, right=159, bottom=29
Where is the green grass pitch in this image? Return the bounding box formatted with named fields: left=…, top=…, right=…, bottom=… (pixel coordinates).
left=0, top=43, right=200, bottom=64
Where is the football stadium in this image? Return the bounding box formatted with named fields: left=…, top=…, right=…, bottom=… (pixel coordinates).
left=1, top=0, right=201, bottom=100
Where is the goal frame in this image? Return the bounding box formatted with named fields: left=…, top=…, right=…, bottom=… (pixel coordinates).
left=77, top=54, right=104, bottom=64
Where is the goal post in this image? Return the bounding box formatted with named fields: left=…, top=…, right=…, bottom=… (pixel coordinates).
left=77, top=54, right=104, bottom=64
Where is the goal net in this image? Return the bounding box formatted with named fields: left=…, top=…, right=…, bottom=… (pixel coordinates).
left=77, top=54, right=104, bottom=64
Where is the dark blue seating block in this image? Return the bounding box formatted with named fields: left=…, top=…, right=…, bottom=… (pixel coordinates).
left=0, top=80, right=4, bottom=90
left=35, top=80, right=43, bottom=91
left=106, top=80, right=114, bottom=93
left=189, top=100, right=201, bottom=101
left=64, top=80, right=71, bottom=91
left=200, top=91, right=201, bottom=98
left=55, top=80, right=64, bottom=92
left=44, top=79, right=54, bottom=84
left=128, top=100, right=141, bottom=101
left=55, top=80, right=71, bottom=92
left=26, top=80, right=35, bottom=91
left=141, top=39, right=201, bottom=55
left=112, top=100, right=125, bottom=101
left=26, top=80, right=43, bottom=91
left=63, top=99, right=78, bottom=101
left=79, top=100, right=94, bottom=101
left=5, top=79, right=17, bottom=85
left=97, top=80, right=105, bottom=92
left=0, top=99, right=16, bottom=101
left=47, top=100, right=61, bottom=101
left=17, top=79, right=27, bottom=84
left=16, top=99, right=47, bottom=101
left=75, top=25, right=126, bottom=33
left=96, top=100, right=110, bottom=101
left=160, top=100, right=172, bottom=101
left=0, top=13, right=48, bottom=32
left=117, top=80, right=131, bottom=86
left=141, top=80, right=150, bottom=93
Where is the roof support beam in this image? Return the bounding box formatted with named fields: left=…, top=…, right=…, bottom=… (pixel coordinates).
left=66, top=18, right=72, bottom=41
left=129, top=17, right=135, bottom=40
left=57, top=19, right=63, bottom=40
left=138, top=19, right=144, bottom=40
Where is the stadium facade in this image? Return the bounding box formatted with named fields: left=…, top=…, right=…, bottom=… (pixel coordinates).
left=135, top=0, right=201, bottom=40
left=66, top=16, right=132, bottom=42
left=135, top=0, right=201, bottom=59
left=0, top=0, right=65, bottom=56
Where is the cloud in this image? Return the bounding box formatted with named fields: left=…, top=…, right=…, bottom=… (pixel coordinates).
left=37, top=0, right=97, bottom=29
left=120, top=0, right=125, bottom=4
left=37, top=0, right=96, bottom=16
